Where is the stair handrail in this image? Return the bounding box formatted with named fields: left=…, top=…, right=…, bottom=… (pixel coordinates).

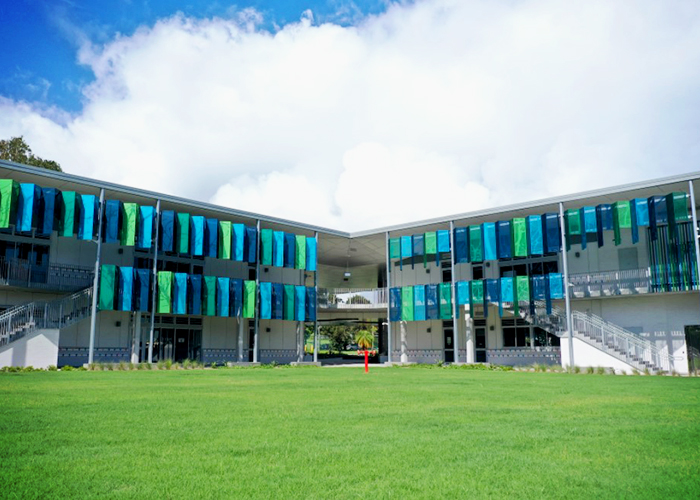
left=519, top=300, right=679, bottom=372
left=571, top=310, right=678, bottom=360
left=0, top=286, right=93, bottom=346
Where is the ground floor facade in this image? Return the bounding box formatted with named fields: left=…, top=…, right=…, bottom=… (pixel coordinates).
left=41, top=289, right=696, bottom=376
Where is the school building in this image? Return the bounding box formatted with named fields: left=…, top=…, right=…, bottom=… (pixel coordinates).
left=0, top=159, right=698, bottom=374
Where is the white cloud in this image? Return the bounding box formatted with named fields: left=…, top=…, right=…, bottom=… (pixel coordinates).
left=1, top=0, right=700, bottom=231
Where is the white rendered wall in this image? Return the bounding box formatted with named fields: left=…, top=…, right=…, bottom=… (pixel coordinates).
left=0, top=329, right=59, bottom=368
left=561, top=337, right=638, bottom=374
left=566, top=227, right=649, bottom=275
left=202, top=316, right=241, bottom=349
left=569, top=293, right=695, bottom=374
left=390, top=319, right=444, bottom=363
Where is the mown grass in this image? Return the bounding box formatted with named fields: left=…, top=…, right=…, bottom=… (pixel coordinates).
left=1, top=367, right=699, bottom=499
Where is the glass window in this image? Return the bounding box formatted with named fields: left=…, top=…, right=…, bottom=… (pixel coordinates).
left=472, top=266, right=484, bottom=280
left=475, top=328, right=486, bottom=349
left=135, top=257, right=151, bottom=269
left=533, top=327, right=548, bottom=347
left=503, top=328, right=516, bottom=347
left=17, top=243, right=31, bottom=261
left=442, top=269, right=452, bottom=282
left=516, top=327, right=530, bottom=347
left=544, top=261, right=559, bottom=274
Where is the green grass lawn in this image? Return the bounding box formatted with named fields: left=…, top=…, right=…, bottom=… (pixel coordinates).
left=1, top=367, right=699, bottom=499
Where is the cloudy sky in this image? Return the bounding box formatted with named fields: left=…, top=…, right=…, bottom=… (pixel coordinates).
left=1, top=0, right=699, bottom=231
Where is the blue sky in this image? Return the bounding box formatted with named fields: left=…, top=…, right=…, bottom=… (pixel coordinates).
left=1, top=0, right=699, bottom=231
left=0, top=0, right=388, bottom=111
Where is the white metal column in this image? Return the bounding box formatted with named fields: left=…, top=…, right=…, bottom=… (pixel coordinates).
left=237, top=319, right=244, bottom=362
left=688, top=181, right=700, bottom=321
left=147, top=200, right=161, bottom=363
left=313, top=232, right=319, bottom=363
left=87, top=188, right=105, bottom=365
left=253, top=220, right=261, bottom=363
left=449, top=221, right=459, bottom=363
left=559, top=202, right=574, bottom=367
left=385, top=231, right=392, bottom=363
left=130, top=312, right=141, bottom=363
left=465, top=315, right=475, bottom=363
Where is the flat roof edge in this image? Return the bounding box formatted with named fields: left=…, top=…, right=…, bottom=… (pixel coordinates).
left=3, top=160, right=698, bottom=240
left=349, top=169, right=700, bottom=237
left=0, top=160, right=350, bottom=237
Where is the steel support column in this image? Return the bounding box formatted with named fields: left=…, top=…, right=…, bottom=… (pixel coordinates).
left=87, top=188, right=105, bottom=365
left=385, top=231, right=392, bottom=363
left=253, top=220, right=261, bottom=363
left=449, top=220, right=459, bottom=363
left=688, top=181, right=700, bottom=326
left=147, top=200, right=161, bottom=363
left=313, top=232, right=319, bottom=363
left=559, top=202, right=574, bottom=367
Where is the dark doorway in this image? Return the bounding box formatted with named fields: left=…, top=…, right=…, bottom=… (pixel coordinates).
left=444, top=326, right=454, bottom=362
left=475, top=327, right=487, bottom=363
left=174, top=330, right=189, bottom=362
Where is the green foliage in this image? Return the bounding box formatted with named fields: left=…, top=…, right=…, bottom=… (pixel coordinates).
left=346, top=294, right=370, bottom=304
left=355, top=328, right=374, bottom=350
left=596, top=366, right=606, bottom=375
left=61, top=365, right=74, bottom=371
left=321, top=325, right=354, bottom=354
left=586, top=366, right=595, bottom=374
left=0, top=136, right=62, bottom=172
left=47, top=365, right=57, bottom=371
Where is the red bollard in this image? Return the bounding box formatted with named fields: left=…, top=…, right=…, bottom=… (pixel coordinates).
left=364, top=349, right=369, bottom=373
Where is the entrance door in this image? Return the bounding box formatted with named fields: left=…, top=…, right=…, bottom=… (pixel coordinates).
left=160, top=328, right=174, bottom=361
left=175, top=330, right=189, bottom=362
left=475, top=327, right=487, bottom=363
left=444, top=327, right=455, bottom=363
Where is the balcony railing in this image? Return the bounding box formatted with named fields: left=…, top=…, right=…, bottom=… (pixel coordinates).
left=567, top=267, right=698, bottom=299
left=318, top=287, right=387, bottom=310
left=0, top=257, right=94, bottom=293
left=318, top=267, right=688, bottom=311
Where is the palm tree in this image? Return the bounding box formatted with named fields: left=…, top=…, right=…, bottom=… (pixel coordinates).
left=355, top=329, right=374, bottom=350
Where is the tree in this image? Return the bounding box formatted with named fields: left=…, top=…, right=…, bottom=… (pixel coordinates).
left=347, top=294, right=371, bottom=305
left=322, top=325, right=355, bottom=354
left=355, top=329, right=374, bottom=349
left=0, top=136, right=62, bottom=172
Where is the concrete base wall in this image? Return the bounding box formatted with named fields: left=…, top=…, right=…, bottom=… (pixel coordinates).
left=561, top=337, right=638, bottom=374
left=0, top=329, right=59, bottom=368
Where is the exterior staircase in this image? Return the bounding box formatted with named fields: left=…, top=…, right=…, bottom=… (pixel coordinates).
left=514, top=300, right=677, bottom=373
left=0, top=287, right=93, bottom=348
